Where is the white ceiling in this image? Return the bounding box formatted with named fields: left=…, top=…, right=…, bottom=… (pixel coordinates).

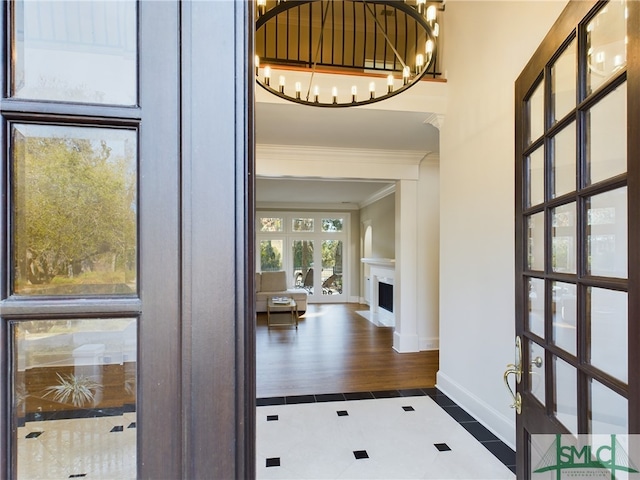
left=256, top=102, right=440, bottom=151
left=256, top=177, right=393, bottom=208
left=255, top=86, right=441, bottom=206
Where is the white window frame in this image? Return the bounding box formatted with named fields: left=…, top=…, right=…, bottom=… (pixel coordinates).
left=256, top=211, right=350, bottom=303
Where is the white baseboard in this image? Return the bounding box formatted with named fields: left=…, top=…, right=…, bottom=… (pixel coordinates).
left=436, top=371, right=515, bottom=449
left=393, top=331, right=420, bottom=353
left=419, top=336, right=439, bottom=351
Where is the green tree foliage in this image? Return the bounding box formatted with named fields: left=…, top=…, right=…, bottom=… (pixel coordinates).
left=292, top=240, right=313, bottom=269
left=322, top=240, right=342, bottom=273
left=321, top=218, right=343, bottom=232
left=260, top=240, right=282, bottom=271
left=13, top=129, right=136, bottom=292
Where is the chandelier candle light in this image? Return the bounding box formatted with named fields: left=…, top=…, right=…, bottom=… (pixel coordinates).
left=255, top=0, right=442, bottom=107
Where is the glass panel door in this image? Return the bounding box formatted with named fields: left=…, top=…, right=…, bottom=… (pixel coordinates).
left=292, top=240, right=314, bottom=293
left=257, top=212, right=349, bottom=303
left=515, top=1, right=638, bottom=477
left=4, top=2, right=142, bottom=477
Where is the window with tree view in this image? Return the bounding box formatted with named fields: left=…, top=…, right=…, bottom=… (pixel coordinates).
left=12, top=124, right=137, bottom=296
left=260, top=240, right=283, bottom=271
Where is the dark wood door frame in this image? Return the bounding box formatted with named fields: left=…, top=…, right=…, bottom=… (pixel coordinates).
left=172, top=1, right=256, bottom=478
left=1, top=1, right=255, bottom=479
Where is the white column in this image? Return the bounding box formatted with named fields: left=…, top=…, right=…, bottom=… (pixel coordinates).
left=394, top=179, right=420, bottom=352
left=417, top=155, right=440, bottom=350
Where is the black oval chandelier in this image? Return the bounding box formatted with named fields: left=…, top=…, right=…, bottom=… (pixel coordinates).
left=255, top=0, right=441, bottom=108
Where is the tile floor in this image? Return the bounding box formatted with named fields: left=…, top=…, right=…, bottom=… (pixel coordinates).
left=257, top=388, right=516, bottom=480
left=17, top=412, right=137, bottom=479
left=16, top=388, right=513, bottom=479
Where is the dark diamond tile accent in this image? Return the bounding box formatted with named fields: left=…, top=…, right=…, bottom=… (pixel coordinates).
left=69, top=474, right=87, bottom=478
left=371, top=390, right=401, bottom=399
left=402, top=406, right=415, bottom=412
left=257, top=397, right=285, bottom=407
left=399, top=388, right=427, bottom=397
left=461, top=421, right=499, bottom=442
left=434, top=443, right=451, bottom=452
left=285, top=394, right=316, bottom=405
left=442, top=405, right=476, bottom=423
left=127, top=422, right=136, bottom=429
left=353, top=450, right=369, bottom=459
left=336, top=410, right=349, bottom=417
left=344, top=391, right=375, bottom=401
left=315, top=393, right=346, bottom=403
left=266, top=457, right=280, bottom=467
left=267, top=415, right=279, bottom=421
left=482, top=440, right=516, bottom=467
left=26, top=431, right=42, bottom=439
left=110, top=426, right=124, bottom=433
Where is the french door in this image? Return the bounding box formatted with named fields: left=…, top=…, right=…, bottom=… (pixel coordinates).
left=515, top=0, right=639, bottom=477
left=258, top=212, right=348, bottom=302
left=1, top=1, right=254, bottom=478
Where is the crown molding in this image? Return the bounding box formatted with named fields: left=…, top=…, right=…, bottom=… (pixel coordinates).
left=424, top=112, right=445, bottom=130
left=420, top=152, right=440, bottom=167
left=256, top=201, right=361, bottom=211
left=257, top=144, right=428, bottom=165
left=359, top=183, right=396, bottom=209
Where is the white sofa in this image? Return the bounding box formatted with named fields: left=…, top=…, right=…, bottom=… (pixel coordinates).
left=255, top=271, right=308, bottom=314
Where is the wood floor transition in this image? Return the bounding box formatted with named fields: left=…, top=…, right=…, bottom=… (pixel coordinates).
left=256, top=303, right=439, bottom=398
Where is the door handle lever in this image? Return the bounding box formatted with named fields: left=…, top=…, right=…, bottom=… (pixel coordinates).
left=503, top=364, right=522, bottom=414
left=503, top=336, right=523, bottom=414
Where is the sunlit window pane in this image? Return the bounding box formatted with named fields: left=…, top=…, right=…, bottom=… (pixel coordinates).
left=586, top=83, right=626, bottom=185
left=586, top=1, right=627, bottom=95
left=551, top=203, right=576, bottom=274
left=322, top=240, right=342, bottom=295
left=527, top=277, right=544, bottom=339
left=526, top=148, right=544, bottom=207
left=292, top=218, right=314, bottom=232
left=527, top=81, right=544, bottom=145
left=551, top=39, right=576, bottom=123
left=527, top=213, right=544, bottom=271
left=13, top=319, right=137, bottom=479
left=12, top=124, right=137, bottom=296
left=11, top=0, right=137, bottom=105
left=260, top=240, right=283, bottom=271
left=588, top=287, right=627, bottom=383
left=292, top=241, right=314, bottom=293
left=321, top=218, right=344, bottom=232
left=259, top=217, right=283, bottom=232
left=587, top=188, right=627, bottom=278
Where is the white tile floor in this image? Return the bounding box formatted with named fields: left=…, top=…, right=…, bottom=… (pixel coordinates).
left=16, top=391, right=513, bottom=479
left=17, top=413, right=137, bottom=480
left=257, top=395, right=515, bottom=480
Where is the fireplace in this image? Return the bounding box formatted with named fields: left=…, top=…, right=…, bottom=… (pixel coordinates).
left=361, top=258, right=395, bottom=327
left=378, top=281, right=393, bottom=313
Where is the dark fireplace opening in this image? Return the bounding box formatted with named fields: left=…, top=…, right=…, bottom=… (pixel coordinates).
left=378, top=282, right=393, bottom=313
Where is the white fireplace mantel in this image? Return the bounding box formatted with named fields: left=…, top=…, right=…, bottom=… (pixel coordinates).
left=361, top=258, right=395, bottom=268
left=361, top=258, right=396, bottom=326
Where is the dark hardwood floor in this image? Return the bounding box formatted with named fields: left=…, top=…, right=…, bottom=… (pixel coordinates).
left=256, top=303, right=439, bottom=397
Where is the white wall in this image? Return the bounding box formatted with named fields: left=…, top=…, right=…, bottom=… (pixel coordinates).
left=418, top=156, right=440, bottom=350
left=359, top=193, right=396, bottom=259
left=438, top=0, right=568, bottom=448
